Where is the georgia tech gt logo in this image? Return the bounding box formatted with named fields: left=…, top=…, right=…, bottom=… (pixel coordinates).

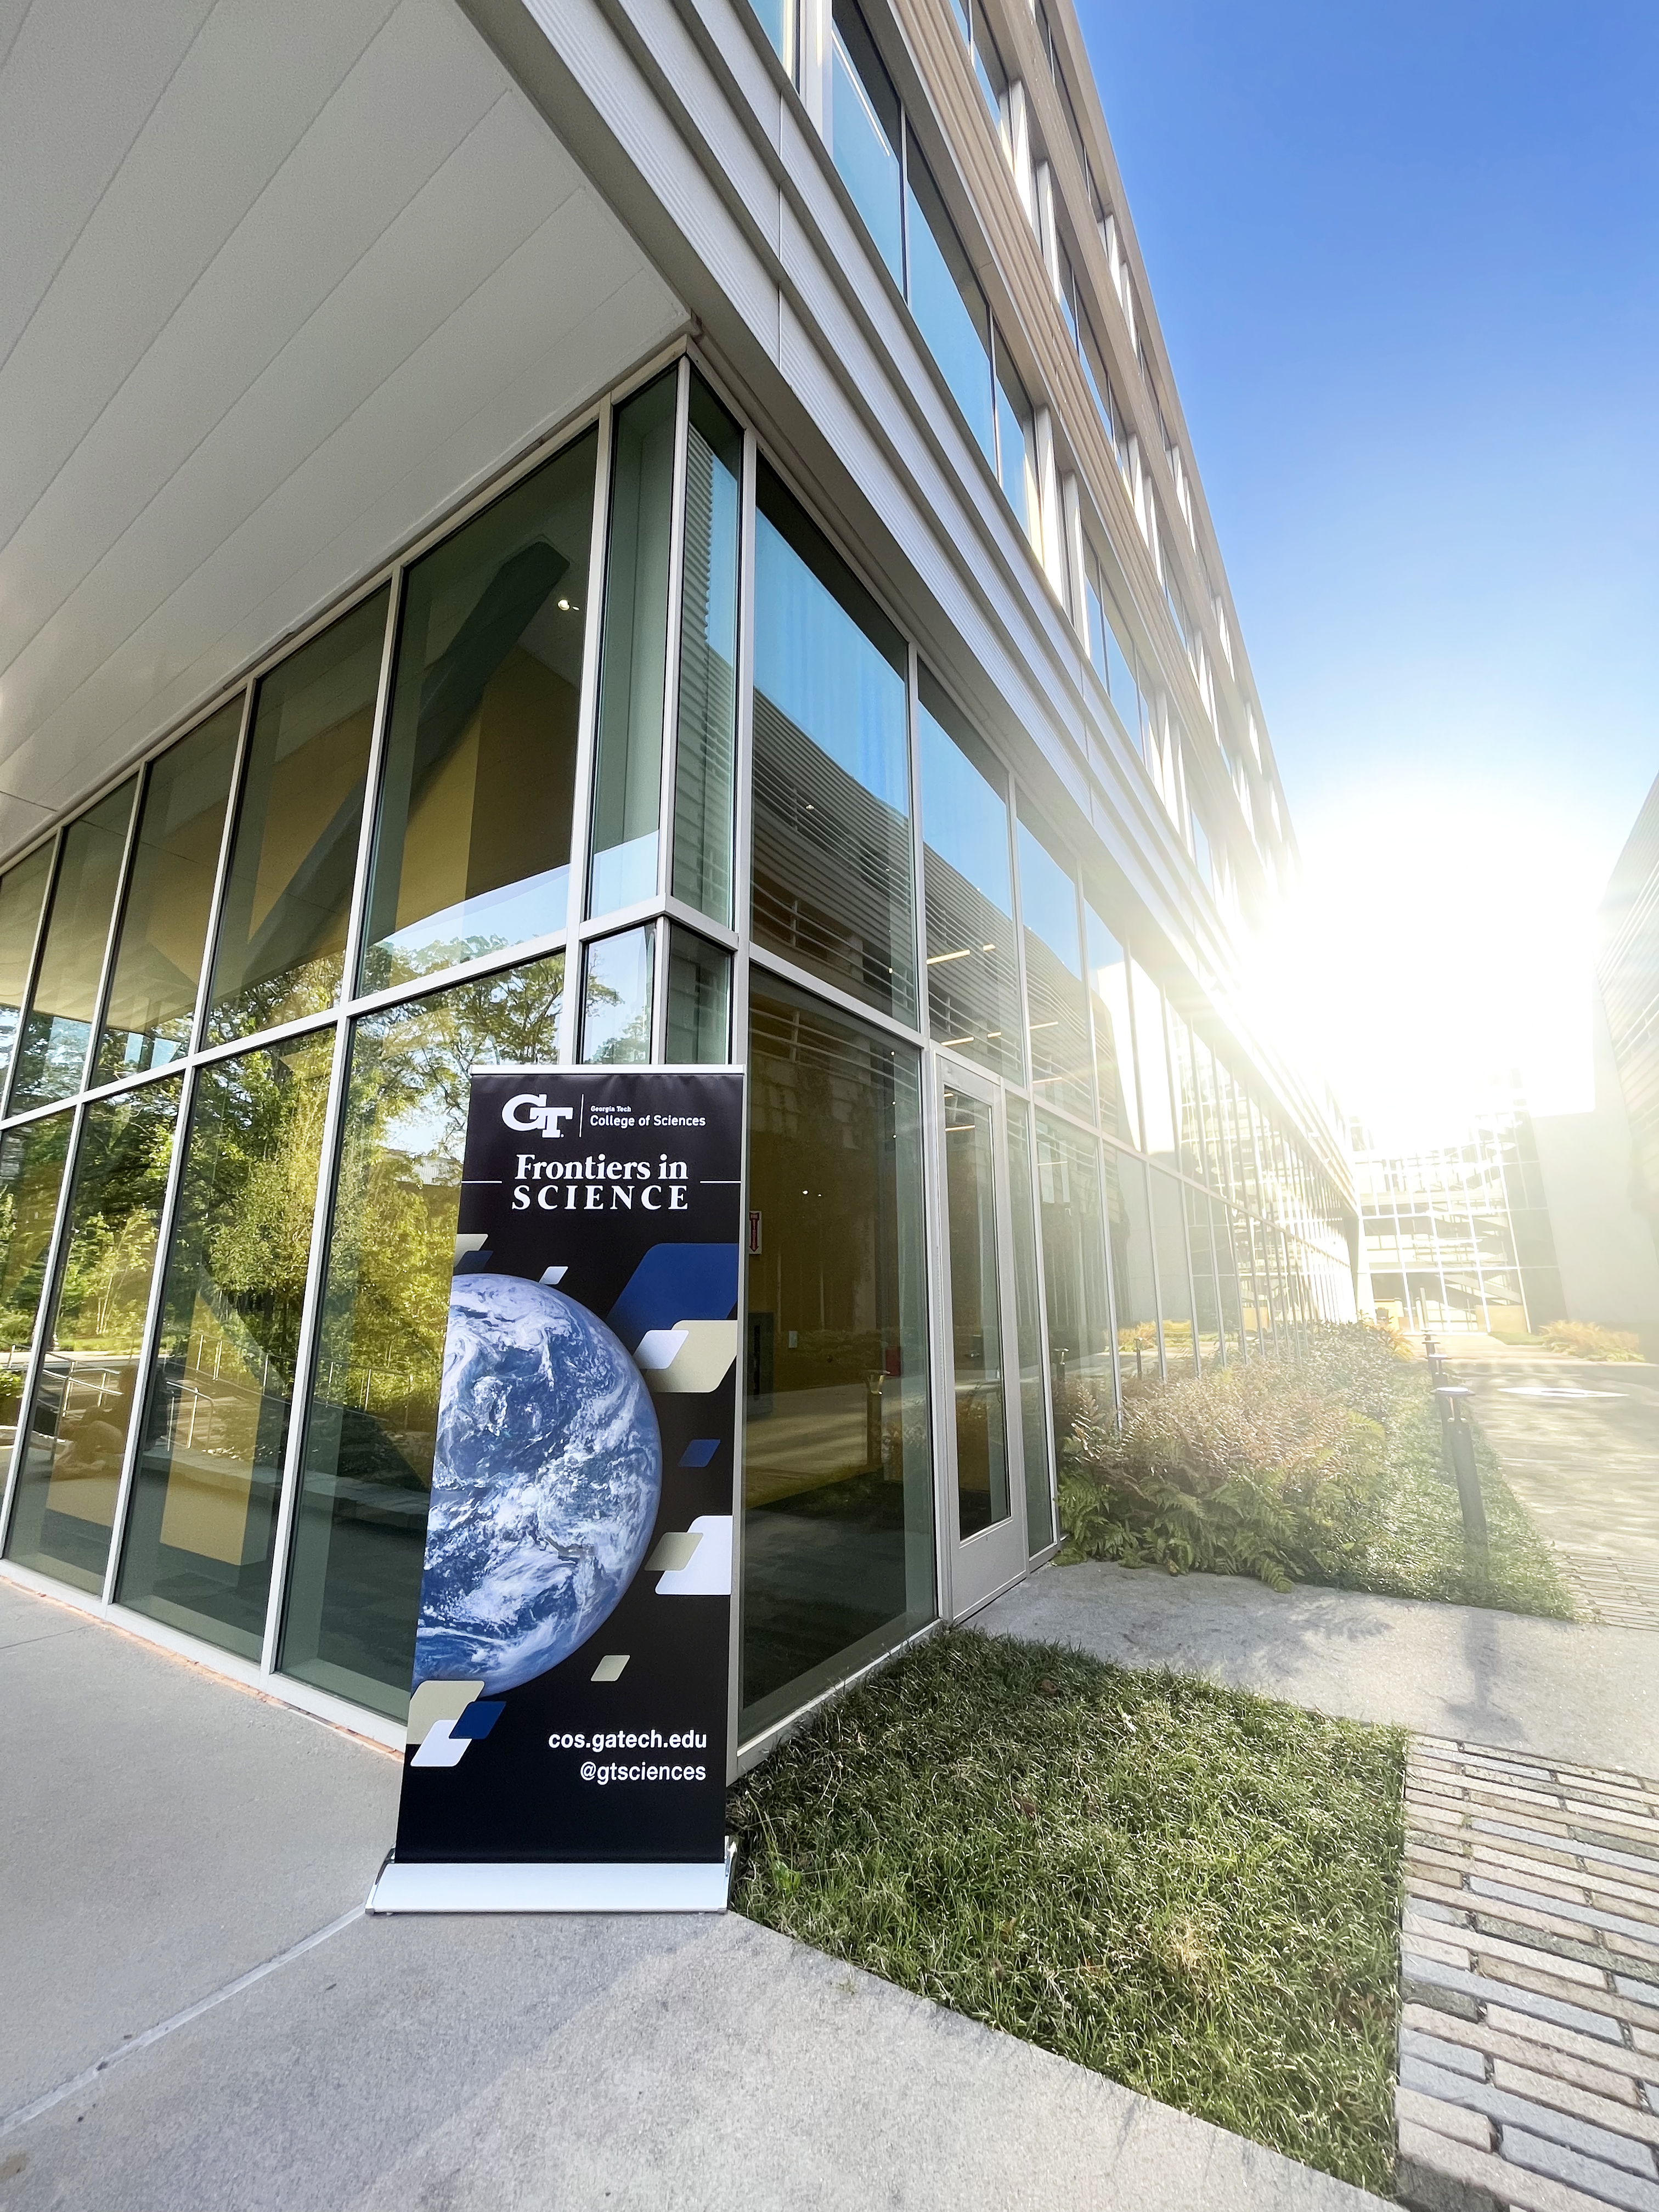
left=501, top=1094, right=574, bottom=1137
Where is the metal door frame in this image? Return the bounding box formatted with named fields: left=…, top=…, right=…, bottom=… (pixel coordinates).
left=930, top=1050, right=1028, bottom=1618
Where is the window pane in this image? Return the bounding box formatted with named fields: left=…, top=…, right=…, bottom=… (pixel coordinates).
left=994, top=336, right=1040, bottom=547
left=1214, top=1197, right=1247, bottom=1361
left=1101, top=591, right=1144, bottom=755
left=1237, top=1210, right=1268, bottom=1354
left=1034, top=1114, right=1112, bottom=1446
left=1149, top=1166, right=1196, bottom=1374
left=581, top=924, right=654, bottom=1064
left=918, top=676, right=1022, bottom=1080
left=1104, top=1142, right=1158, bottom=1391
left=665, top=928, right=731, bottom=1064
left=1017, top=820, right=1092, bottom=1120
left=208, top=593, right=387, bottom=1041
left=747, top=0, right=795, bottom=75
left=1191, top=809, right=1213, bottom=895
left=280, top=954, right=565, bottom=1717
left=364, top=445, right=592, bottom=995
left=751, top=465, right=916, bottom=1023
left=1004, top=1097, right=1052, bottom=1553
left=117, top=1029, right=336, bottom=1657
left=1168, top=1011, right=1206, bottom=1182
left=1084, top=567, right=1108, bottom=683
left=1177, top=1022, right=1212, bottom=1194
left=0, top=844, right=53, bottom=1087
left=95, top=704, right=241, bottom=1085
left=0, top=1113, right=74, bottom=1431
left=1085, top=906, right=1139, bottom=1148
left=1080, top=309, right=1119, bottom=459
left=970, top=0, right=1009, bottom=137
left=1186, top=1180, right=1221, bottom=1367
left=11, top=782, right=136, bottom=1112
left=1132, top=964, right=1175, bottom=1163
left=742, top=978, right=932, bottom=1740
left=943, top=1084, right=1008, bottom=1539
left=830, top=0, right=903, bottom=285
left=590, top=377, right=675, bottom=916
left=5, top=1079, right=179, bottom=1594
left=673, top=380, right=742, bottom=927
left=905, top=148, right=995, bottom=465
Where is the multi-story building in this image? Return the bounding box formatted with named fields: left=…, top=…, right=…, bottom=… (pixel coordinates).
left=0, top=0, right=1355, bottom=1762
left=1601, top=771, right=1659, bottom=1264
left=1353, top=1100, right=1564, bottom=1335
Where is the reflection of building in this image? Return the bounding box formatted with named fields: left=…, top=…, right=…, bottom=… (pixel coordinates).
left=1354, top=1100, right=1564, bottom=1334
left=0, top=0, right=1354, bottom=1762
left=1601, top=772, right=1659, bottom=1263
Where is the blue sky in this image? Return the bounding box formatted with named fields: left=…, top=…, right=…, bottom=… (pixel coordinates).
left=1072, top=0, right=1658, bottom=1125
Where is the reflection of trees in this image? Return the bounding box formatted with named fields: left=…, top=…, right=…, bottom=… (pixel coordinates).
left=0, top=1118, right=72, bottom=1356
left=583, top=969, right=650, bottom=1065
left=315, top=952, right=565, bottom=1471
left=56, top=1090, right=177, bottom=1350
left=160, top=1034, right=336, bottom=1395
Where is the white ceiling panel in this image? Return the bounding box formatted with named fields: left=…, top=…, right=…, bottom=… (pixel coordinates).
left=0, top=0, right=685, bottom=859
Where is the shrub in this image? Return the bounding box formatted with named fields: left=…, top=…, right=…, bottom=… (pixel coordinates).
left=1057, top=1326, right=1407, bottom=1591
left=1538, top=1319, right=1644, bottom=1362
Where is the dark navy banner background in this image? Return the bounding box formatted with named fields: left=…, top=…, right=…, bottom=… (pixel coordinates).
left=392, top=1066, right=743, bottom=1869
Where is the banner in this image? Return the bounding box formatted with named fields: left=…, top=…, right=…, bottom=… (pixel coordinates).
left=369, top=1065, right=743, bottom=1913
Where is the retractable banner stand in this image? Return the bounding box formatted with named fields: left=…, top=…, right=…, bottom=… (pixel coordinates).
left=368, top=1065, right=744, bottom=1914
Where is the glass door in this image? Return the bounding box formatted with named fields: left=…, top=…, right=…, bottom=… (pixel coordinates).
left=934, top=1058, right=1026, bottom=1613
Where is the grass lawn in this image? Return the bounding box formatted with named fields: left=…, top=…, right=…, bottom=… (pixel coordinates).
left=1330, top=1382, right=1575, bottom=1618
left=731, top=1630, right=1406, bottom=2196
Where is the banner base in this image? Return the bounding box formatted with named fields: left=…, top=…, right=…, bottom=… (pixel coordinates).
left=366, top=1846, right=733, bottom=1915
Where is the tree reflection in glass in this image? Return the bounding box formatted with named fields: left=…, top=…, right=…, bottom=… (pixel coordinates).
left=581, top=926, right=653, bottom=1064
left=117, top=1031, right=335, bottom=1656
left=0, top=1113, right=74, bottom=1447
left=280, top=953, right=564, bottom=1714
left=5, top=1081, right=179, bottom=1593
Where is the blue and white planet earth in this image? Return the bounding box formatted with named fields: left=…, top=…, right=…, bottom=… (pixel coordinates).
left=414, top=1273, right=662, bottom=1695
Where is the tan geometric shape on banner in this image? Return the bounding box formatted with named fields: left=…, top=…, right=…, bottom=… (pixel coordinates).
left=645, top=1531, right=704, bottom=1573
left=590, top=1654, right=630, bottom=1682
left=640, top=1319, right=738, bottom=1396
left=407, top=1679, right=484, bottom=1746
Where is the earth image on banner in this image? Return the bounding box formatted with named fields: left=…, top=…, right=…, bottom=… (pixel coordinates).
left=414, top=1273, right=663, bottom=1695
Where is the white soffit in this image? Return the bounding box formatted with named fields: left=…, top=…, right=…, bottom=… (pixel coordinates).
left=0, top=0, right=685, bottom=859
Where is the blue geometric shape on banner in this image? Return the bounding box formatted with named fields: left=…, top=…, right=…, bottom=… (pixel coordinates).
left=679, top=1439, right=720, bottom=1469
left=454, top=1249, right=494, bottom=1276
left=607, top=1244, right=740, bottom=1353
left=452, top=1699, right=505, bottom=1740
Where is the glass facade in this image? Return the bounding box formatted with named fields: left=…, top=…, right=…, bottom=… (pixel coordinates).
left=0, top=353, right=1355, bottom=1753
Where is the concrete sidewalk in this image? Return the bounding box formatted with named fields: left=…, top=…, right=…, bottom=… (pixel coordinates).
left=976, top=1561, right=1659, bottom=1774
left=1, top=1580, right=1380, bottom=2211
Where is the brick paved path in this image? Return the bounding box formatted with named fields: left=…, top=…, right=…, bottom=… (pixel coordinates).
left=1398, top=1738, right=1659, bottom=2210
